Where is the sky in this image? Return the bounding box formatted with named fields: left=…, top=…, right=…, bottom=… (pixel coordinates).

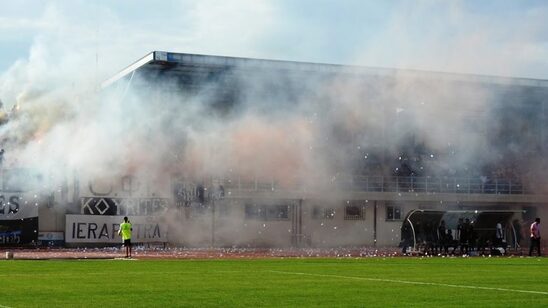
left=0, top=0, right=547, bottom=83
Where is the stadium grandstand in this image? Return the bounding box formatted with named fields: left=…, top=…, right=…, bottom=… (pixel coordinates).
left=2, top=51, right=547, bottom=255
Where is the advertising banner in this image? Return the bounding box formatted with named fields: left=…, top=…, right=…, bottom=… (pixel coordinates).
left=0, top=193, right=38, bottom=220
left=65, top=214, right=167, bottom=243
left=80, top=197, right=169, bottom=216
left=0, top=217, right=38, bottom=245
left=0, top=192, right=39, bottom=245
left=38, top=231, right=64, bottom=247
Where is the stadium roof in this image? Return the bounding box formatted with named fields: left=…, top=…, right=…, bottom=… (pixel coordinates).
left=102, top=51, right=548, bottom=89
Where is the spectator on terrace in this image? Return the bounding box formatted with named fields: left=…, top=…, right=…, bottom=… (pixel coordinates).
left=424, top=221, right=435, bottom=254
left=529, top=218, right=541, bottom=256
left=459, top=218, right=472, bottom=255
left=438, top=220, right=446, bottom=253
left=400, top=223, right=413, bottom=255
left=494, top=222, right=506, bottom=250
left=456, top=218, right=463, bottom=250
left=466, top=219, right=476, bottom=254
left=446, top=229, right=454, bottom=254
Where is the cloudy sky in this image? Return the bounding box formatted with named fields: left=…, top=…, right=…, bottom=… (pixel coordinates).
left=0, top=0, right=547, bottom=82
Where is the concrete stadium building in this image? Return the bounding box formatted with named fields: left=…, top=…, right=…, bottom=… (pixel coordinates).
left=2, top=51, right=548, bottom=253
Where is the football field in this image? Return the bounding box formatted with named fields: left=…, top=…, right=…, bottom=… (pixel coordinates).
left=0, top=257, right=546, bottom=307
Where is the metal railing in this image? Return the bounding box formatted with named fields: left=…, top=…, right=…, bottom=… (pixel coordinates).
left=221, top=175, right=524, bottom=195
left=346, top=176, right=523, bottom=194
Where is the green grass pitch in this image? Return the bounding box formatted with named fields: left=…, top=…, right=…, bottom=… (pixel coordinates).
left=0, top=257, right=546, bottom=307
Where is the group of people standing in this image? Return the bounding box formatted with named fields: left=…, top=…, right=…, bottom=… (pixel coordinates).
left=402, top=217, right=542, bottom=256
left=436, top=218, right=475, bottom=255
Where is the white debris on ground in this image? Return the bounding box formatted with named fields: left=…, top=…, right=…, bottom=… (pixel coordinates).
left=0, top=246, right=403, bottom=259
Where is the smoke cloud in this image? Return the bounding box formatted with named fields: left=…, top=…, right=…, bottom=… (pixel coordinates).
left=0, top=1, right=547, bottom=246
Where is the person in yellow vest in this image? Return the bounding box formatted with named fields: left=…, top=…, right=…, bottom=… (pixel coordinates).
left=118, top=216, right=133, bottom=258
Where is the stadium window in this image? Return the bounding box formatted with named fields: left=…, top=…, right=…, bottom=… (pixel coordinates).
left=344, top=202, right=365, bottom=220
left=266, top=205, right=289, bottom=220
left=245, top=204, right=290, bottom=221
left=245, top=204, right=265, bottom=220
left=386, top=205, right=402, bottom=221
left=312, top=206, right=335, bottom=219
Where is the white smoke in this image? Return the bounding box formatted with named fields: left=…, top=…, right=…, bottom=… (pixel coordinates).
left=0, top=1, right=547, bottom=246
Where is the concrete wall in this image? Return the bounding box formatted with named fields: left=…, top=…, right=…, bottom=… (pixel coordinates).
left=163, top=199, right=405, bottom=247
left=29, top=188, right=548, bottom=248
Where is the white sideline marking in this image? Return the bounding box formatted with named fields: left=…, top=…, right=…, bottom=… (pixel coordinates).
left=0, top=304, right=13, bottom=308
left=269, top=270, right=548, bottom=295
